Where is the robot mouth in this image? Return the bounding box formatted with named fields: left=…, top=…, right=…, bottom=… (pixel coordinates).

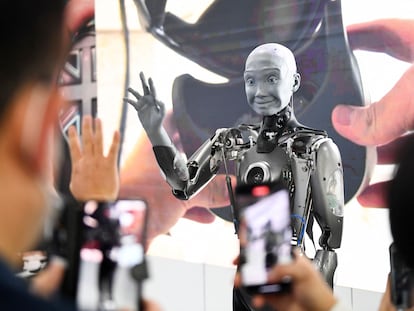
left=254, top=98, right=278, bottom=106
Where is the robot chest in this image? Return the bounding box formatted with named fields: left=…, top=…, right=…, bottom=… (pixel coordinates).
left=236, top=146, right=291, bottom=185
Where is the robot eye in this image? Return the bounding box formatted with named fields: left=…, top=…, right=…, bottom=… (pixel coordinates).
left=245, top=77, right=254, bottom=86
left=268, top=75, right=279, bottom=83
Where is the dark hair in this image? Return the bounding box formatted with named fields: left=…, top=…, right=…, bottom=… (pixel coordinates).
left=0, top=0, right=67, bottom=119
left=388, top=137, right=414, bottom=268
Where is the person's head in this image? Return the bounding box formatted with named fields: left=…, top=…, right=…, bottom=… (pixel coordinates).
left=388, top=138, right=414, bottom=268
left=0, top=0, right=67, bottom=265
left=244, top=43, right=300, bottom=116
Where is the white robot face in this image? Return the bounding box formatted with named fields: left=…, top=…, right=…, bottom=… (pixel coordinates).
left=244, top=44, right=298, bottom=116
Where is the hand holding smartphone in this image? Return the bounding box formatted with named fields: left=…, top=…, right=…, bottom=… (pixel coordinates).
left=236, top=181, right=293, bottom=294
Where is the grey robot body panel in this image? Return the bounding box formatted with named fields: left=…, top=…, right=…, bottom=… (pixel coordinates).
left=236, top=145, right=291, bottom=186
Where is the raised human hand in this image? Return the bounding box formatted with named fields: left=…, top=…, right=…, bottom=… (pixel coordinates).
left=125, top=72, right=166, bottom=138
left=332, top=19, right=414, bottom=207
left=68, top=115, right=120, bottom=201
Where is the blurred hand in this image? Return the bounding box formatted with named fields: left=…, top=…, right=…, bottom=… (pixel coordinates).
left=332, top=19, right=414, bottom=207
left=30, top=257, right=66, bottom=298
left=234, top=249, right=337, bottom=311
left=68, top=115, right=120, bottom=201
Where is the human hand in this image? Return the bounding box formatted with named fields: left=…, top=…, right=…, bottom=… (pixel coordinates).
left=30, top=256, right=67, bottom=298
left=332, top=19, right=414, bottom=207
left=68, top=115, right=120, bottom=201
left=125, top=72, right=166, bottom=138
left=234, top=249, right=337, bottom=311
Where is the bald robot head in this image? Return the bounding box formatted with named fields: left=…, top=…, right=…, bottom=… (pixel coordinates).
left=243, top=43, right=300, bottom=116
left=245, top=43, right=297, bottom=75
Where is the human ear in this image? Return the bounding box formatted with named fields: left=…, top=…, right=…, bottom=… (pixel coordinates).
left=292, top=73, right=301, bottom=92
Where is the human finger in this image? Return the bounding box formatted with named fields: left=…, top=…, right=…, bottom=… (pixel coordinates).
left=107, top=130, right=121, bottom=164
left=347, top=19, right=414, bottom=62
left=357, top=181, right=390, bottom=208
left=332, top=65, right=414, bottom=146
left=67, top=125, right=82, bottom=162
left=251, top=295, right=266, bottom=309
left=233, top=271, right=241, bottom=287
left=141, top=299, right=162, bottom=311
left=93, top=118, right=103, bottom=156
left=140, top=72, right=150, bottom=95
left=182, top=206, right=215, bottom=223
left=82, top=115, right=94, bottom=154
left=376, top=133, right=414, bottom=164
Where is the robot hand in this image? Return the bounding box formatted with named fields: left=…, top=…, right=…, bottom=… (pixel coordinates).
left=125, top=72, right=166, bottom=138
left=210, top=127, right=249, bottom=159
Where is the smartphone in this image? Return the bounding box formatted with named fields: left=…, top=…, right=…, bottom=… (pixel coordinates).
left=389, top=242, right=414, bottom=310
left=111, top=199, right=149, bottom=311
left=236, top=181, right=292, bottom=295
left=77, top=199, right=149, bottom=311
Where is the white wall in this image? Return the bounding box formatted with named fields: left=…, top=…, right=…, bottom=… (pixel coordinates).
left=144, top=255, right=383, bottom=311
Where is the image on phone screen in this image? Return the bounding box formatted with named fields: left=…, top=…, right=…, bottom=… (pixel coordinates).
left=77, top=199, right=149, bottom=311
left=236, top=182, right=292, bottom=294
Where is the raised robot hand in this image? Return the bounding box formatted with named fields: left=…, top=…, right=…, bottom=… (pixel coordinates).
left=125, top=72, right=166, bottom=141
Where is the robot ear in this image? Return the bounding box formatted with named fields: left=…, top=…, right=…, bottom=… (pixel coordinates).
left=292, top=73, right=301, bottom=92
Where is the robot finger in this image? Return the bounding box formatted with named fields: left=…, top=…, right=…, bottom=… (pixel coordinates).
left=148, top=78, right=160, bottom=111
left=123, top=97, right=141, bottom=111
left=139, top=71, right=151, bottom=95
left=127, top=87, right=142, bottom=100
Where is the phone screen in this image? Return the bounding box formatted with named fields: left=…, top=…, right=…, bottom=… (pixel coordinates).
left=77, top=199, right=149, bottom=311
left=112, top=199, right=149, bottom=251
left=236, top=182, right=292, bottom=294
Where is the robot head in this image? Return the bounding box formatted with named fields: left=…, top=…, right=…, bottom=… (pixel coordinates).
left=244, top=43, right=301, bottom=116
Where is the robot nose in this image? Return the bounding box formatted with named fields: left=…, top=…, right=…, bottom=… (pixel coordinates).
left=255, top=83, right=267, bottom=97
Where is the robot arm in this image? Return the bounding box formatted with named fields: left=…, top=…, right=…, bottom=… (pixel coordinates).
left=153, top=128, right=242, bottom=200
left=127, top=74, right=250, bottom=201
left=310, top=138, right=344, bottom=250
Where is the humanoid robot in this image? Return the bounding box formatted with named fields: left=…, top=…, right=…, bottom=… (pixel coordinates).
left=126, top=43, right=344, bottom=309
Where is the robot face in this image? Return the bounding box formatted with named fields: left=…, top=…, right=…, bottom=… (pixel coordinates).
left=244, top=52, right=295, bottom=116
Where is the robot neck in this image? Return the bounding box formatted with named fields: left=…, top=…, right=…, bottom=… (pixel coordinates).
left=262, top=104, right=293, bottom=130
left=257, top=105, right=294, bottom=153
